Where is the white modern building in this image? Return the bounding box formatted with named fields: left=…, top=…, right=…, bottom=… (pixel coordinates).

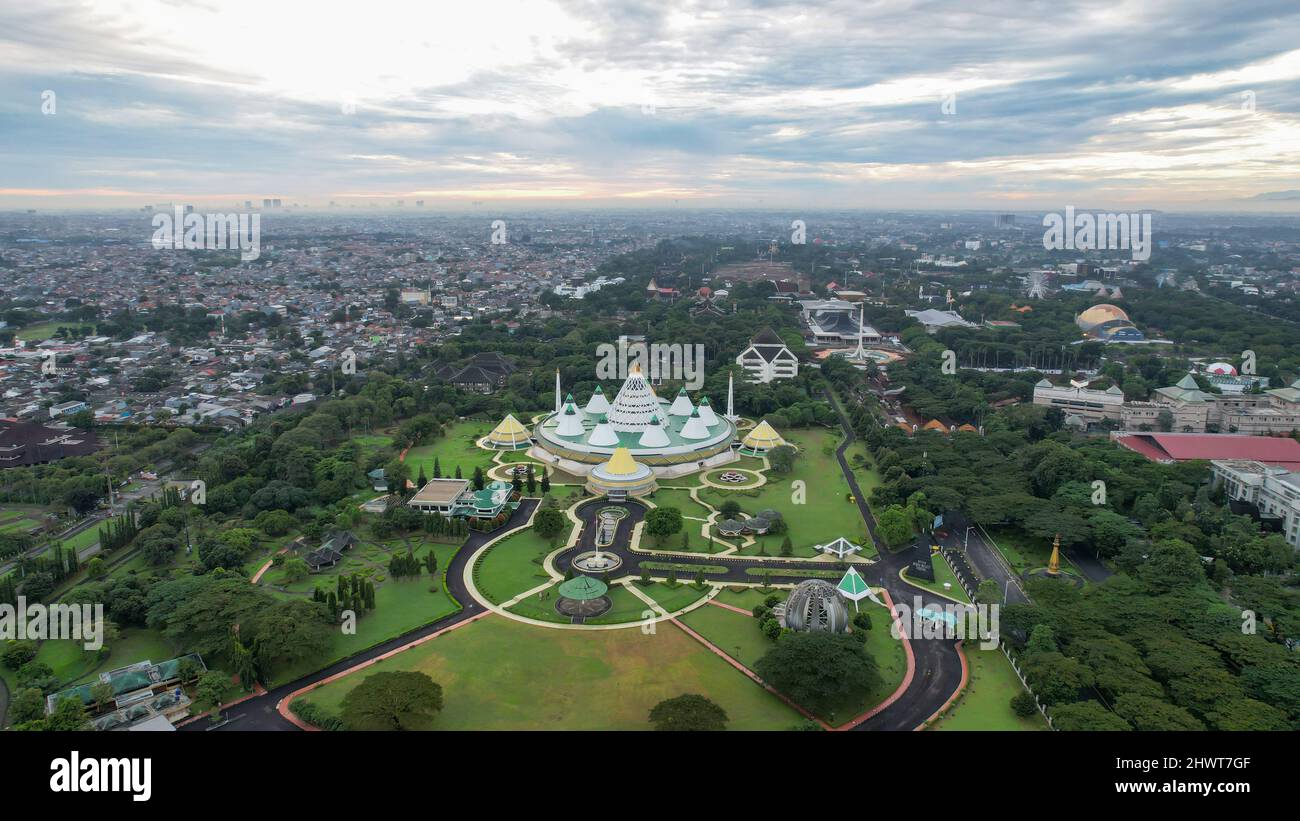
left=1211, top=460, right=1300, bottom=549
left=736, top=328, right=799, bottom=383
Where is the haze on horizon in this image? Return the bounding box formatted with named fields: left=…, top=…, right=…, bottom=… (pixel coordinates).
left=2, top=0, right=1299, bottom=212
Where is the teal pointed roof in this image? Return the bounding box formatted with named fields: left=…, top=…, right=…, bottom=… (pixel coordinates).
left=837, top=566, right=869, bottom=598
left=1175, top=373, right=1199, bottom=390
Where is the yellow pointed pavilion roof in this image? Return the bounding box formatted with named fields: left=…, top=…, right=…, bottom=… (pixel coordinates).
left=488, top=414, right=530, bottom=446
left=602, top=447, right=640, bottom=476
left=743, top=419, right=786, bottom=449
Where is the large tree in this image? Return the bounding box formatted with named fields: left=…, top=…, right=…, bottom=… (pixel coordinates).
left=755, top=632, right=879, bottom=718
left=648, top=694, right=729, bottom=731
left=341, top=671, right=443, bottom=730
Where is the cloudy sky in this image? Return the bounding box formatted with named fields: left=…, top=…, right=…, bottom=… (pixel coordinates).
left=2, top=0, right=1299, bottom=211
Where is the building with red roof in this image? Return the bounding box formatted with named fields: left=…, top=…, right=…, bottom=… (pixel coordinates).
left=1111, top=431, right=1300, bottom=471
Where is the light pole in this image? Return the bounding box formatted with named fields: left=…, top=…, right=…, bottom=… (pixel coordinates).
left=964, top=525, right=974, bottom=551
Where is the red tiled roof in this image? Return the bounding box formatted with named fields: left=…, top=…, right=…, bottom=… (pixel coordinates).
left=1115, top=433, right=1300, bottom=470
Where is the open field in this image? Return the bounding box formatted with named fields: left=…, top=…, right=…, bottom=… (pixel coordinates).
left=930, top=646, right=1048, bottom=731
left=403, top=420, right=497, bottom=479
left=696, top=428, right=874, bottom=557
left=305, top=614, right=804, bottom=730
left=680, top=596, right=906, bottom=726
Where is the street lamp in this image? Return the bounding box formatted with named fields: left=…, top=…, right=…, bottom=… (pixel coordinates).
left=964, top=525, right=974, bottom=551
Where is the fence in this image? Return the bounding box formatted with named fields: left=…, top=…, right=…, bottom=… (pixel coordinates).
left=937, top=545, right=1056, bottom=730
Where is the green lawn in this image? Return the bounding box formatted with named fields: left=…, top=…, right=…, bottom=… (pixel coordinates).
left=930, top=645, right=1048, bottom=731
left=696, top=428, right=874, bottom=557
left=680, top=597, right=907, bottom=726
left=901, top=553, right=970, bottom=602
left=983, top=526, right=1083, bottom=578
left=304, top=614, right=804, bottom=730
left=638, top=581, right=709, bottom=614
left=403, top=420, right=498, bottom=479
left=714, top=586, right=783, bottom=611
left=472, top=527, right=555, bottom=605
left=258, top=538, right=466, bottom=685
left=61, top=526, right=102, bottom=555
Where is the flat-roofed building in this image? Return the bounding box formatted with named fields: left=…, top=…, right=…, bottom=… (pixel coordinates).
left=1032, top=379, right=1124, bottom=424
left=407, top=477, right=471, bottom=515
left=1211, top=460, right=1300, bottom=549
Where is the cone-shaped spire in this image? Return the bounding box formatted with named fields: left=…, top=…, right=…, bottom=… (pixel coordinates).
left=555, top=403, right=586, bottom=437
left=742, top=419, right=786, bottom=452
left=680, top=407, right=711, bottom=440
left=487, top=414, right=530, bottom=448
left=584, top=384, right=611, bottom=415
left=607, top=365, right=662, bottom=431
left=696, top=396, right=719, bottom=426
left=668, top=387, right=694, bottom=417
left=638, top=414, right=671, bottom=447
left=587, top=413, right=619, bottom=447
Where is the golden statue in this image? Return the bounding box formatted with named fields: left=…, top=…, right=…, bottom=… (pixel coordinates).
left=1047, top=533, right=1061, bottom=577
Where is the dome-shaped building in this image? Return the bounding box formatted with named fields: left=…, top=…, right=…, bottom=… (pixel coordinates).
left=1075, top=303, right=1144, bottom=342
left=781, top=579, right=850, bottom=634
left=1075, top=303, right=1130, bottom=330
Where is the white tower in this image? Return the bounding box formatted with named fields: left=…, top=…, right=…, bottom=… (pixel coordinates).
left=726, top=371, right=737, bottom=421
left=852, top=303, right=868, bottom=360
left=554, top=368, right=561, bottom=414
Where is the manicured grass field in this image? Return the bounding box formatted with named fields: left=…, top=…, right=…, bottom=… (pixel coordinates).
left=258, top=538, right=466, bottom=685
left=306, top=614, right=804, bottom=730
left=984, top=526, right=1082, bottom=578
left=714, top=586, right=783, bottom=611
left=60, top=526, right=102, bottom=555
left=680, top=596, right=907, bottom=726
left=472, top=527, right=555, bottom=604
left=680, top=603, right=774, bottom=669
left=17, top=321, right=95, bottom=341
left=930, top=645, right=1047, bottom=731
left=638, top=581, right=709, bottom=613
left=696, top=428, right=873, bottom=557
left=901, top=554, right=970, bottom=603
left=403, top=420, right=497, bottom=479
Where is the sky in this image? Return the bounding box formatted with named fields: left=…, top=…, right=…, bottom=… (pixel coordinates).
left=2, top=0, right=1299, bottom=211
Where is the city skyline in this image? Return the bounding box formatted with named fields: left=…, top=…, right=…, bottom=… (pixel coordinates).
left=2, top=0, right=1299, bottom=211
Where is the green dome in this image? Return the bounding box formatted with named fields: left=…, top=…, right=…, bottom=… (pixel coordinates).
left=558, top=575, right=608, bottom=601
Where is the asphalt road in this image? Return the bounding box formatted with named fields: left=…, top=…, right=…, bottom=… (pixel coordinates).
left=188, top=498, right=539, bottom=731
left=201, top=393, right=969, bottom=732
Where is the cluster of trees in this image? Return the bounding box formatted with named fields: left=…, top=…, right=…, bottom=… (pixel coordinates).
left=312, top=573, right=376, bottom=620
left=853, top=367, right=1300, bottom=729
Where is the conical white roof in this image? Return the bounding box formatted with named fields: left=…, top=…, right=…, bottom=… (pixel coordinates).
left=680, top=408, right=711, bottom=440
left=584, top=385, right=611, bottom=415
left=555, top=403, right=586, bottom=437
left=638, top=415, right=671, bottom=447
left=607, top=364, right=662, bottom=431
left=587, top=413, right=619, bottom=447
left=696, top=396, right=719, bottom=427
left=668, top=387, right=694, bottom=416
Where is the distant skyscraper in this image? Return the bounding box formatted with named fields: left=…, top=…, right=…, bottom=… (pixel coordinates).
left=416, top=200, right=424, bottom=207
left=996, top=214, right=1016, bottom=227
left=262, top=198, right=272, bottom=208
left=244, top=200, right=252, bottom=209
left=272, top=198, right=282, bottom=208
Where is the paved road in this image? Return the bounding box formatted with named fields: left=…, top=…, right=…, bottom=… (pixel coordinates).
left=821, top=389, right=966, bottom=730
left=206, top=391, right=969, bottom=732
left=934, top=520, right=1030, bottom=606
left=1065, top=547, right=1113, bottom=583
left=187, top=498, right=539, bottom=731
